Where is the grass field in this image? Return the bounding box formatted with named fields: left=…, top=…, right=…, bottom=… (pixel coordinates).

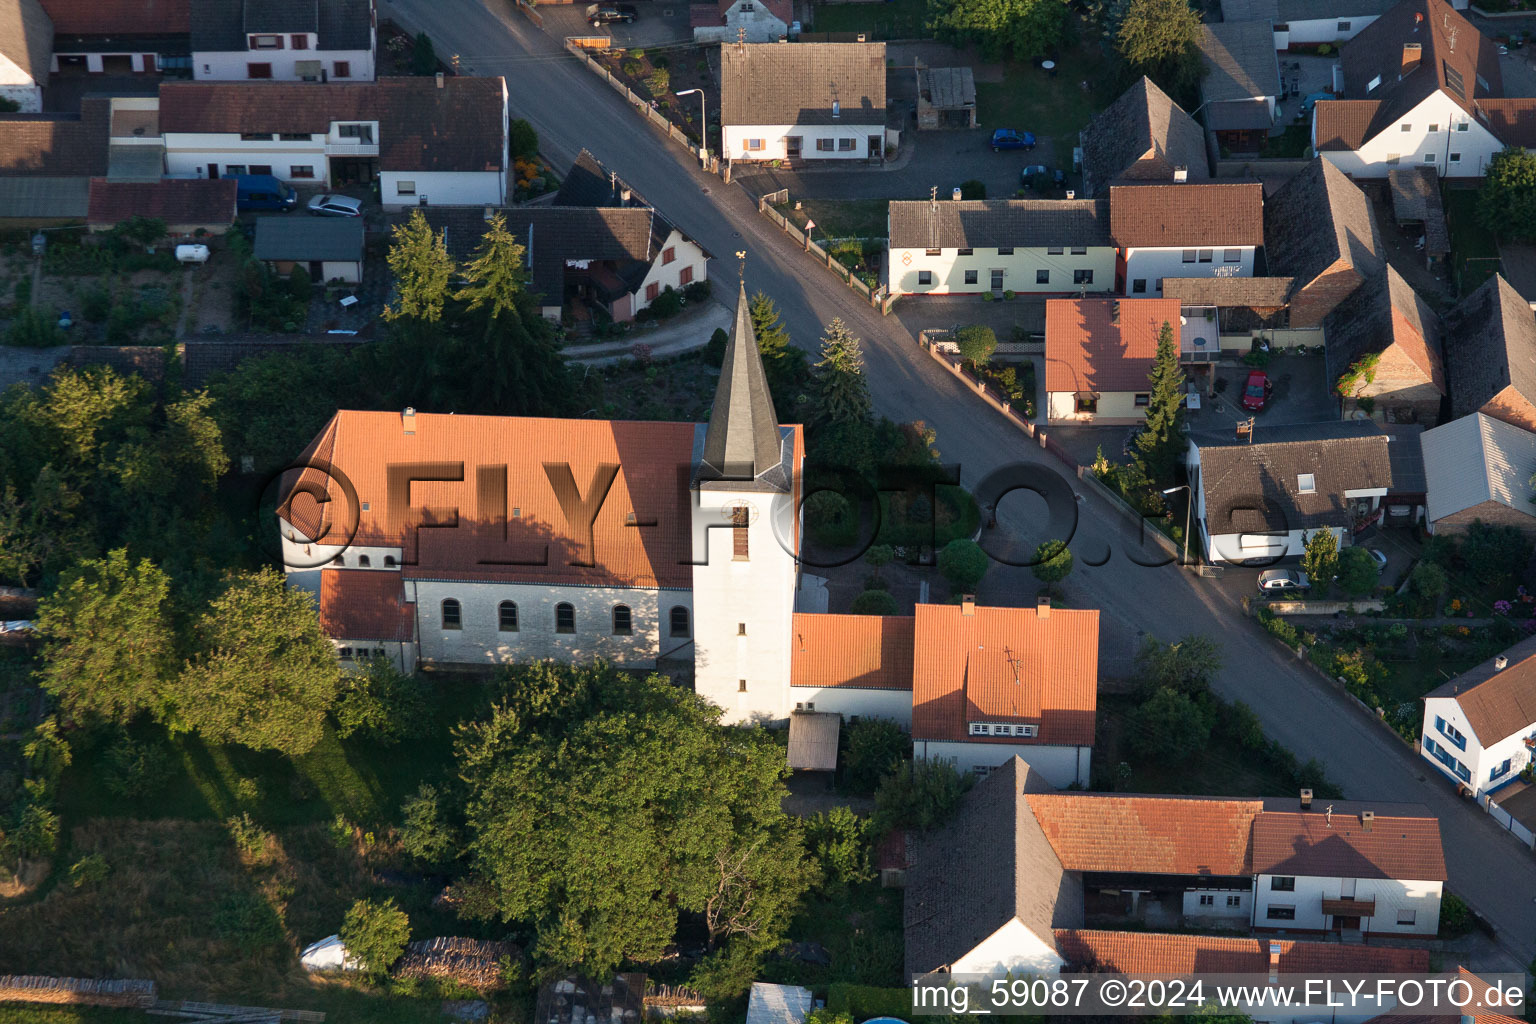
left=1443, top=186, right=1501, bottom=296
left=777, top=198, right=891, bottom=240
left=810, top=0, right=927, bottom=38
left=973, top=40, right=1121, bottom=175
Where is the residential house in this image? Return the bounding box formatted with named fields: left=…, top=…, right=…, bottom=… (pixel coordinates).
left=39, top=0, right=192, bottom=76
left=1263, top=157, right=1385, bottom=329
left=1421, top=633, right=1536, bottom=797
left=1219, top=0, right=1441, bottom=48
left=690, top=0, right=790, bottom=44
left=1044, top=296, right=1182, bottom=424
left=1444, top=274, right=1536, bottom=431
left=280, top=281, right=806, bottom=725
left=1197, top=21, right=1282, bottom=152
left=86, top=176, right=237, bottom=234
left=253, top=214, right=364, bottom=283
left=1185, top=422, right=1394, bottom=564
left=720, top=42, right=887, bottom=163
left=905, top=763, right=1448, bottom=978
left=0, top=97, right=109, bottom=222
left=159, top=76, right=507, bottom=207
left=1421, top=412, right=1536, bottom=538
left=191, top=0, right=375, bottom=82
left=886, top=198, right=1114, bottom=297
left=1312, top=0, right=1506, bottom=178
left=0, top=0, right=51, bottom=112
left=1324, top=265, right=1446, bottom=423
left=1078, top=76, right=1209, bottom=199
left=788, top=597, right=1099, bottom=790
left=914, top=65, right=975, bottom=130
left=1109, top=182, right=1264, bottom=296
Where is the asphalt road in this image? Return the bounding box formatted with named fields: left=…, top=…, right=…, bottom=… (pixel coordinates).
left=382, top=0, right=1536, bottom=962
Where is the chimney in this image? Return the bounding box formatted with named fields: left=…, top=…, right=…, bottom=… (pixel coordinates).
left=1037, top=595, right=1051, bottom=619
left=961, top=594, right=976, bottom=616
left=621, top=188, right=632, bottom=203
left=1402, top=42, right=1422, bottom=74
left=1300, top=788, right=1313, bottom=810
left=1495, top=655, right=1509, bottom=670
left=832, top=100, right=841, bottom=119
left=1268, top=941, right=1281, bottom=985
left=1361, top=810, right=1375, bottom=831
left=435, top=71, right=445, bottom=89
left=1173, top=165, right=1189, bottom=183
left=403, top=407, right=416, bottom=434
left=951, top=187, right=962, bottom=201
left=1065, top=189, right=1075, bottom=200
left=483, top=206, right=494, bottom=221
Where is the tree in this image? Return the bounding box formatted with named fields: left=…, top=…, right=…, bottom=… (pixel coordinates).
left=1462, top=519, right=1532, bottom=587
left=400, top=783, right=458, bottom=864
left=850, top=589, right=899, bottom=615
left=749, top=292, right=805, bottom=393
left=509, top=118, right=539, bottom=161
left=956, top=324, right=998, bottom=367
left=1130, top=687, right=1212, bottom=760
left=341, top=897, right=411, bottom=977
left=383, top=209, right=453, bottom=323
left=804, top=806, right=873, bottom=892
left=873, top=757, right=973, bottom=833
left=937, top=538, right=989, bottom=593
left=411, top=32, right=437, bottom=75
left=1116, top=0, right=1203, bottom=101
left=456, top=211, right=527, bottom=320
left=842, top=717, right=910, bottom=794
left=810, top=318, right=872, bottom=428
left=1412, top=560, right=1449, bottom=601
left=1132, top=321, right=1186, bottom=486
left=1031, top=538, right=1073, bottom=591
left=456, top=662, right=808, bottom=976
left=177, top=568, right=342, bottom=754
left=1134, top=634, right=1222, bottom=697
left=1336, top=546, right=1378, bottom=597
left=35, top=549, right=176, bottom=724
left=334, top=656, right=429, bottom=743
left=927, top=0, right=1068, bottom=62
left=1478, top=148, right=1536, bottom=241
left=1300, top=530, right=1339, bottom=591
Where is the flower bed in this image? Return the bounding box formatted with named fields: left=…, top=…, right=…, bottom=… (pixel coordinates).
left=595, top=46, right=718, bottom=151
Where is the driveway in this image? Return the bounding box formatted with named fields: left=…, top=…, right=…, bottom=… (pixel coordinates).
left=537, top=0, right=692, bottom=45
left=382, top=0, right=1536, bottom=961
left=1211, top=353, right=1336, bottom=428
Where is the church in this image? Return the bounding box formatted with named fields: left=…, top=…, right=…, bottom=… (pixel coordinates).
left=276, top=282, right=1100, bottom=785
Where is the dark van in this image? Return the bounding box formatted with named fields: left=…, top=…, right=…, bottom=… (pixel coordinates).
left=234, top=174, right=297, bottom=211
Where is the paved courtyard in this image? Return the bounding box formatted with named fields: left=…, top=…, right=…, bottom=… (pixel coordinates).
left=537, top=0, right=693, bottom=45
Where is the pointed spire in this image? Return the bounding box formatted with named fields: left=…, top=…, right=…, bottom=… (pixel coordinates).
left=699, top=278, right=785, bottom=487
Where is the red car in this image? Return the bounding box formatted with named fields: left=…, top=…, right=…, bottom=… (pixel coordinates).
left=1241, top=370, right=1273, bottom=411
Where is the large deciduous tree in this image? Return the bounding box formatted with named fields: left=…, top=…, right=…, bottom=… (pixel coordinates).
left=35, top=549, right=176, bottom=725
left=1117, top=0, right=1203, bottom=101
left=1134, top=633, right=1222, bottom=697
left=1478, top=148, right=1536, bottom=241
left=383, top=209, right=453, bottom=323
left=927, top=0, right=1068, bottom=62
left=177, top=568, right=342, bottom=753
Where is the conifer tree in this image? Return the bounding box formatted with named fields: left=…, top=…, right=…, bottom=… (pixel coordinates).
left=455, top=212, right=528, bottom=319
left=1133, top=320, right=1186, bottom=487
left=382, top=209, right=452, bottom=323
left=810, top=318, right=872, bottom=428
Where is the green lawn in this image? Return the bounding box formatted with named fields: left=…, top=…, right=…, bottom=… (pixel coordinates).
left=777, top=198, right=891, bottom=240
left=973, top=42, right=1121, bottom=183
left=1443, top=186, right=1501, bottom=296
left=1259, top=124, right=1311, bottom=158
left=810, top=0, right=926, bottom=38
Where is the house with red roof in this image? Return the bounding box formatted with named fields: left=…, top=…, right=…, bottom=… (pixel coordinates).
left=1421, top=633, right=1536, bottom=804
left=1044, top=296, right=1182, bottom=424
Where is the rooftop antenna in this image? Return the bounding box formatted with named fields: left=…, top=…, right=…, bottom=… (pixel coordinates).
left=1325, top=804, right=1334, bottom=827
left=736, top=26, right=745, bottom=53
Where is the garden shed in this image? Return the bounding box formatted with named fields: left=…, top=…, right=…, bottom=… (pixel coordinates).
left=915, top=65, right=976, bottom=130
left=253, top=216, right=365, bottom=284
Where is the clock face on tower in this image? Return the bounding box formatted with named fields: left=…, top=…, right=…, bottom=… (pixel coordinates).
left=720, top=501, right=760, bottom=524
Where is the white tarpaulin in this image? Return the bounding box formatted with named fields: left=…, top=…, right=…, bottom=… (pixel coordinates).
left=300, top=934, right=359, bottom=971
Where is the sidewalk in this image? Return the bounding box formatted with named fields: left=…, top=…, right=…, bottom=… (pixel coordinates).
left=564, top=298, right=733, bottom=366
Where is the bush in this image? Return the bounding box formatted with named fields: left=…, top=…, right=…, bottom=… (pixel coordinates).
left=843, top=717, right=910, bottom=794
left=959, top=179, right=986, bottom=200
left=333, top=657, right=430, bottom=743
left=850, top=589, right=899, bottom=615
left=873, top=758, right=972, bottom=833
left=827, top=985, right=912, bottom=1020
left=13, top=276, right=31, bottom=306
left=645, top=67, right=671, bottom=96
left=1438, top=891, right=1473, bottom=937
left=509, top=118, right=539, bottom=161
left=286, top=265, right=313, bottom=303
left=80, top=284, right=112, bottom=322
left=214, top=889, right=285, bottom=951
left=68, top=853, right=109, bottom=888
left=805, top=806, right=873, bottom=891
left=226, top=812, right=270, bottom=858
left=956, top=324, right=998, bottom=366
left=6, top=305, right=64, bottom=347
left=704, top=326, right=728, bottom=366
left=1257, top=605, right=1300, bottom=646
left=400, top=782, right=457, bottom=864
left=102, top=735, right=178, bottom=799
left=1336, top=546, right=1378, bottom=597
left=1032, top=538, right=1073, bottom=589
left=1132, top=688, right=1214, bottom=760
left=648, top=285, right=683, bottom=319
left=1412, top=560, right=1449, bottom=600
left=683, top=279, right=711, bottom=303
left=937, top=538, right=989, bottom=593
left=341, top=897, right=411, bottom=977
left=621, top=58, right=643, bottom=76
left=865, top=543, right=895, bottom=569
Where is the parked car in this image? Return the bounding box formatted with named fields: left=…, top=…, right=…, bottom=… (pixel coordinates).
left=586, top=3, right=637, bottom=23
left=307, top=194, right=364, bottom=217
left=1020, top=164, right=1052, bottom=186
left=1367, top=548, right=1389, bottom=572
left=990, top=129, right=1036, bottom=152
left=233, top=173, right=296, bottom=211
left=1257, top=569, right=1310, bottom=595
left=1240, top=369, right=1273, bottom=411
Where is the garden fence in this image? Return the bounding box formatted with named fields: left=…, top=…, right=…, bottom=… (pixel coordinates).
left=513, top=0, right=544, bottom=27
left=756, top=193, right=890, bottom=312
left=563, top=39, right=705, bottom=161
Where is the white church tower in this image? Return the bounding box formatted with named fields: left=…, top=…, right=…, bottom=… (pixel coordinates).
left=691, top=279, right=801, bottom=724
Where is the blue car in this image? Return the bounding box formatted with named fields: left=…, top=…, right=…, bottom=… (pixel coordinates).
left=990, top=128, right=1037, bottom=152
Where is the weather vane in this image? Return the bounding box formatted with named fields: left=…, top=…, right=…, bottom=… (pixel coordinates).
left=736, top=249, right=746, bottom=279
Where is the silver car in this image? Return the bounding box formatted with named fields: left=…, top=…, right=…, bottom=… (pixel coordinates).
left=1257, top=569, right=1310, bottom=595
left=307, top=193, right=364, bottom=217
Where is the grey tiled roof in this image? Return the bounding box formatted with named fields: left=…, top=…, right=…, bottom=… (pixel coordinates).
left=699, top=280, right=788, bottom=488
left=904, top=757, right=1082, bottom=977
left=1444, top=274, right=1536, bottom=421
left=1324, top=265, right=1445, bottom=394
left=319, top=0, right=372, bottom=51
left=556, top=148, right=685, bottom=260
left=0, top=176, right=88, bottom=218
left=1160, top=276, right=1293, bottom=306
left=1222, top=0, right=1403, bottom=21
left=253, top=214, right=364, bottom=261
left=246, top=0, right=318, bottom=34
left=1199, top=21, right=1281, bottom=104
left=1078, top=76, right=1209, bottom=199
left=190, top=0, right=244, bottom=50
left=1264, top=157, right=1383, bottom=297
left=887, top=199, right=1111, bottom=250
left=1422, top=412, right=1536, bottom=524
left=0, top=0, right=53, bottom=86
left=1192, top=426, right=1393, bottom=533
left=721, top=42, right=886, bottom=126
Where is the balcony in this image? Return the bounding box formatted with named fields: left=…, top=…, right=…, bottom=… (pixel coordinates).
left=1180, top=306, right=1219, bottom=363
left=1321, top=898, right=1375, bottom=917
left=325, top=138, right=379, bottom=157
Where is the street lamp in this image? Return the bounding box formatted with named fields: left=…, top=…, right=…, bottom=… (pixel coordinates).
left=676, top=88, right=707, bottom=162
left=1162, top=485, right=1192, bottom=567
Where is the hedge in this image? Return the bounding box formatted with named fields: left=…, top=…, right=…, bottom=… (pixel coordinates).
left=827, top=984, right=912, bottom=1020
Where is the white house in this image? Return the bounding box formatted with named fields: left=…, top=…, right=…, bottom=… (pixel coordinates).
left=158, top=76, right=506, bottom=208
left=0, top=0, right=51, bottom=113
left=1186, top=422, right=1393, bottom=565
left=1044, top=296, right=1182, bottom=424
left=190, top=0, right=375, bottom=82
left=720, top=42, right=887, bottom=163
left=1109, top=182, right=1264, bottom=295
left=1422, top=636, right=1536, bottom=798
left=1313, top=0, right=1506, bottom=179
left=691, top=0, right=790, bottom=44
left=886, top=198, right=1115, bottom=297
left=1218, top=0, right=1460, bottom=48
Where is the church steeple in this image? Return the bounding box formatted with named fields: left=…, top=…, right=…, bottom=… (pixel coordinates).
left=698, top=278, right=786, bottom=488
